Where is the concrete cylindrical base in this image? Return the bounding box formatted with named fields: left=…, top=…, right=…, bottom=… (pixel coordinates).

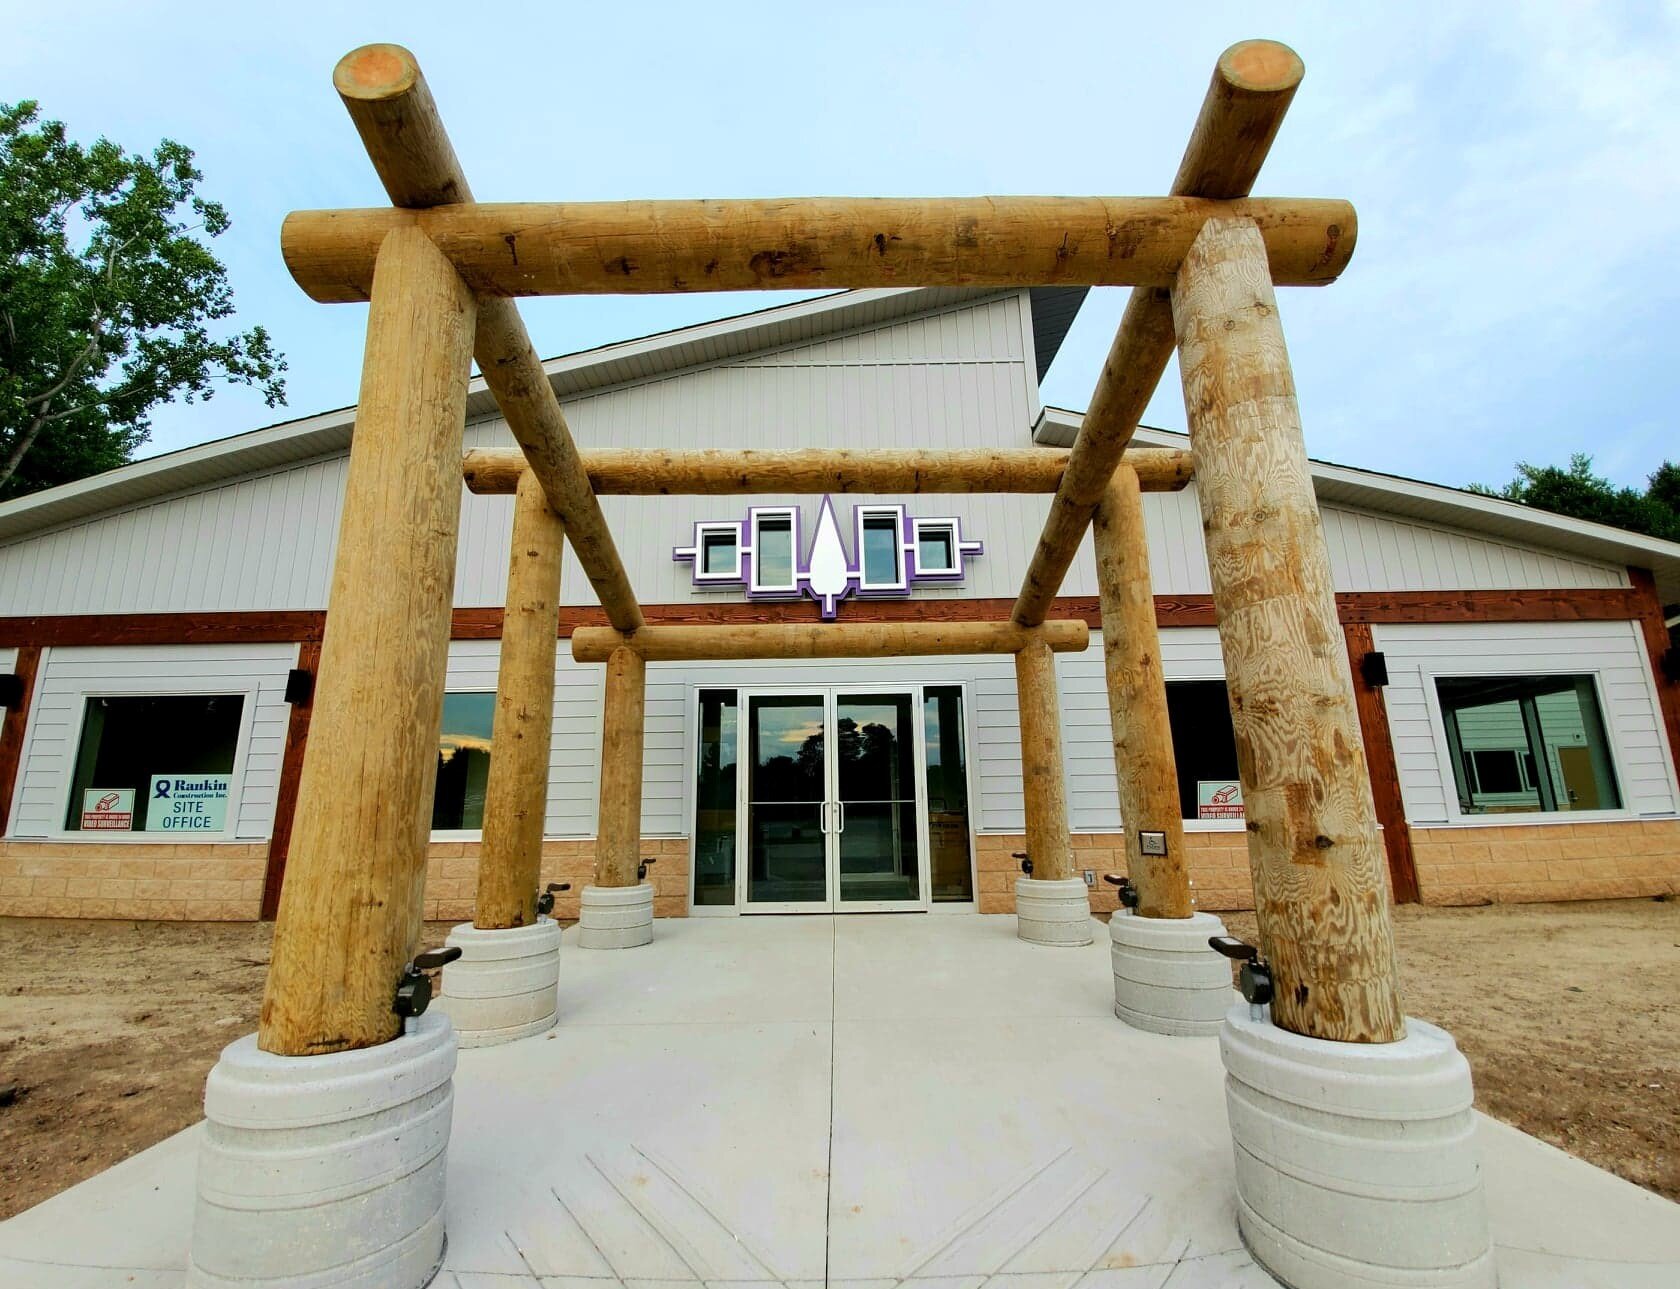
left=1014, top=876, right=1094, bottom=946
left=577, top=882, right=654, bottom=949
left=1109, top=909, right=1234, bottom=1036
left=188, top=1012, right=456, bottom=1289
left=1220, top=1005, right=1494, bottom=1289
left=436, top=917, right=561, bottom=1047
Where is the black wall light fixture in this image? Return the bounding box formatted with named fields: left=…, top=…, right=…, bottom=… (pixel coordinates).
left=284, top=668, right=315, bottom=705
left=1360, top=650, right=1389, bottom=689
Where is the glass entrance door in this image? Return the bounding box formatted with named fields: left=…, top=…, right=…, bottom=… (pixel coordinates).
left=745, top=695, right=829, bottom=908
left=740, top=689, right=929, bottom=912
left=834, top=694, right=920, bottom=906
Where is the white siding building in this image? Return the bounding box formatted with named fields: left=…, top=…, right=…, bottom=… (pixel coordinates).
left=1, top=286, right=1677, bottom=921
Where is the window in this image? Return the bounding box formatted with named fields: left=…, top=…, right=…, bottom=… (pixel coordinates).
left=434, top=692, right=494, bottom=830
left=1165, top=681, right=1243, bottom=821
left=915, top=523, right=957, bottom=575
left=923, top=685, right=973, bottom=901
left=694, top=689, right=738, bottom=906
left=65, top=694, right=244, bottom=833
left=1437, top=675, right=1621, bottom=814
left=701, top=528, right=740, bottom=578
left=857, top=507, right=904, bottom=589
left=749, top=509, right=798, bottom=593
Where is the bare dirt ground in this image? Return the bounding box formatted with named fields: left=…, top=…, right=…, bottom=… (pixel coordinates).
left=1224, top=899, right=1679, bottom=1202
left=1, top=900, right=1676, bottom=1221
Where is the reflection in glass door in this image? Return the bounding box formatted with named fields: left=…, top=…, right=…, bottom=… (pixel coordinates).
left=746, top=695, right=828, bottom=907
left=735, top=688, right=937, bottom=912
left=835, top=694, right=919, bottom=904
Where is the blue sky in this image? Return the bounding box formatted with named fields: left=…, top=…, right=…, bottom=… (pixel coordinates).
left=6, top=1, right=1677, bottom=490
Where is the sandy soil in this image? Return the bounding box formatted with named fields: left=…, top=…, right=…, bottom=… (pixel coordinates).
left=1, top=899, right=1676, bottom=1221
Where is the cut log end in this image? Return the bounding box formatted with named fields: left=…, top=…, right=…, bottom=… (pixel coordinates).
left=1218, top=39, right=1304, bottom=94
left=332, top=43, right=420, bottom=101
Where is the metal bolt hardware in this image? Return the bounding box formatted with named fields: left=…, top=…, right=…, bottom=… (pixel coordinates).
left=1012, top=851, right=1031, bottom=876
left=535, top=881, right=570, bottom=916
left=392, top=945, right=462, bottom=1019
left=1209, top=935, right=1274, bottom=1015
left=1103, top=873, right=1140, bottom=909
left=637, top=857, right=657, bottom=881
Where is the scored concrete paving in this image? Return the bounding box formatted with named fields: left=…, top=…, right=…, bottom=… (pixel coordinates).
left=4, top=914, right=1680, bottom=1287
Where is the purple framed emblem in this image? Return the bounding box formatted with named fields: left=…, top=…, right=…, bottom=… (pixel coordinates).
left=674, top=495, right=982, bottom=620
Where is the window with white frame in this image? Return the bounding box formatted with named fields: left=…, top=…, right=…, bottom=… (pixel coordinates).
left=749, top=508, right=799, bottom=594
left=1165, top=680, right=1244, bottom=821
left=913, top=520, right=958, bottom=575
left=1436, top=674, right=1622, bottom=814
left=698, top=524, right=741, bottom=579
left=65, top=694, right=245, bottom=834
left=856, top=504, right=906, bottom=591
left=434, top=692, right=495, bottom=830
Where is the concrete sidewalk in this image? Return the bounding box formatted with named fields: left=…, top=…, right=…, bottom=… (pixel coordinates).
left=3, top=914, right=1679, bottom=1287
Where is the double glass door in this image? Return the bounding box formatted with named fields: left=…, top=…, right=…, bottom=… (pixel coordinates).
left=743, top=690, right=926, bottom=911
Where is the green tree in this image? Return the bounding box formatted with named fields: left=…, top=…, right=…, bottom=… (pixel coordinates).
left=0, top=101, right=285, bottom=500
left=1471, top=454, right=1680, bottom=544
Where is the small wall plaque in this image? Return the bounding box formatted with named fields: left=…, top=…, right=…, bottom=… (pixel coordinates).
left=1139, top=830, right=1168, bottom=856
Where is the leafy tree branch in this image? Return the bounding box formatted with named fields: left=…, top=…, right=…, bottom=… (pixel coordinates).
left=0, top=100, right=286, bottom=499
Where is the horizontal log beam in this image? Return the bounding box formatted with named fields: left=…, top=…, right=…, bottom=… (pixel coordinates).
left=461, top=447, right=1194, bottom=496
left=1012, top=39, right=1307, bottom=626
left=281, top=195, right=1356, bottom=303
left=571, top=619, right=1089, bottom=663
left=330, top=43, right=643, bottom=632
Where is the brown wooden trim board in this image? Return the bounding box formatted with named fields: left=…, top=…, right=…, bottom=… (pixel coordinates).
left=261, top=640, right=321, bottom=920
left=1628, top=567, right=1680, bottom=784
left=1344, top=622, right=1421, bottom=904
left=0, top=584, right=1658, bottom=649
left=0, top=645, right=42, bottom=837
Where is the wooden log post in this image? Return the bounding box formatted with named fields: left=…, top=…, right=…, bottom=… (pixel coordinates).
left=1172, top=214, right=1403, bottom=1044
left=1013, top=40, right=1310, bottom=628
left=1015, top=634, right=1074, bottom=882
left=259, top=226, right=477, bottom=1056
left=332, top=43, right=643, bottom=635
left=1093, top=466, right=1192, bottom=918
left=594, top=646, right=647, bottom=888
left=474, top=471, right=565, bottom=928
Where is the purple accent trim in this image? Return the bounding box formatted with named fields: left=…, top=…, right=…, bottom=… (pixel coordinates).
left=671, top=496, right=985, bottom=619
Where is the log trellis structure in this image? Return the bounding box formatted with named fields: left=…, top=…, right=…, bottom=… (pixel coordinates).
left=259, top=38, right=1404, bottom=1057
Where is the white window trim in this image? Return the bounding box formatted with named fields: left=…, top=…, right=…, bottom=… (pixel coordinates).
left=911, top=518, right=959, bottom=575
left=1417, top=664, right=1638, bottom=827
left=693, top=521, right=744, bottom=582
left=854, top=503, right=909, bottom=593
left=47, top=683, right=260, bottom=843
left=747, top=507, right=801, bottom=596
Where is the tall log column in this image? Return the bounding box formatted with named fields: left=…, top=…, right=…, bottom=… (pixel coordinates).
left=260, top=225, right=477, bottom=1055
left=1172, top=215, right=1403, bottom=1043
left=594, top=645, right=647, bottom=888
left=474, top=470, right=565, bottom=928
left=1014, top=636, right=1074, bottom=882
left=1093, top=466, right=1192, bottom=918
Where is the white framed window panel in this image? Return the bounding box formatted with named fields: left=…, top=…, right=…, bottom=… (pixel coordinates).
left=1373, top=619, right=1679, bottom=826
left=12, top=643, right=295, bottom=842
left=1047, top=627, right=1244, bottom=835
